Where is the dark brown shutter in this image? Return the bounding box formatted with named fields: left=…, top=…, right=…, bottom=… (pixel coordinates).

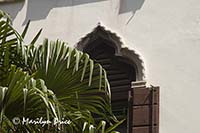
left=92, top=48, right=133, bottom=115
left=83, top=42, right=160, bottom=133
left=84, top=42, right=136, bottom=132
left=130, top=81, right=159, bottom=133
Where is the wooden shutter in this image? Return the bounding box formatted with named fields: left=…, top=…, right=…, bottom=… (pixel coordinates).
left=84, top=42, right=136, bottom=132
left=91, top=49, right=132, bottom=109
left=83, top=42, right=160, bottom=133
left=130, top=81, right=159, bottom=133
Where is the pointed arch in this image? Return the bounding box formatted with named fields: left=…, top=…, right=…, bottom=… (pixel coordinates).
left=76, top=24, right=145, bottom=81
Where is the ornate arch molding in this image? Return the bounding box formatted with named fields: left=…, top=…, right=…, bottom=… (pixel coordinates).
left=76, top=24, right=145, bottom=81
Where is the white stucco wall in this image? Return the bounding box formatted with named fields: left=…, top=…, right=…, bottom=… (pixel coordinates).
left=1, top=0, right=200, bottom=132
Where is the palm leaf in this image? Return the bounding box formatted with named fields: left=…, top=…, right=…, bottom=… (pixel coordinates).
left=0, top=10, right=22, bottom=86
left=0, top=66, right=60, bottom=132
left=19, top=39, right=115, bottom=130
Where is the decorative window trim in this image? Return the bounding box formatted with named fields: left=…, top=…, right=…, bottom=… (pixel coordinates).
left=76, top=24, right=145, bottom=81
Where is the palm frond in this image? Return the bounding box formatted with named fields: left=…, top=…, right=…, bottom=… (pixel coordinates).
left=22, top=39, right=114, bottom=124
left=0, top=65, right=60, bottom=132
left=0, top=10, right=22, bottom=86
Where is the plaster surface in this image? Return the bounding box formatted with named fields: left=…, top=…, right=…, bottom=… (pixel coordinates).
left=1, top=0, right=200, bottom=132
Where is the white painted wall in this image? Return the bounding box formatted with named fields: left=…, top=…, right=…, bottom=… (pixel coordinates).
left=1, top=0, right=200, bottom=132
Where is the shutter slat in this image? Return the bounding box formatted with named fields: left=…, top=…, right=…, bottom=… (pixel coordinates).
left=108, top=73, right=128, bottom=80
left=111, top=85, right=130, bottom=92
left=110, top=79, right=130, bottom=87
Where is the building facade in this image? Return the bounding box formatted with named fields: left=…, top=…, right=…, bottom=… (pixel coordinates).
left=1, top=0, right=200, bottom=133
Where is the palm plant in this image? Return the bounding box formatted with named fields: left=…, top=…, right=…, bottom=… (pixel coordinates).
left=0, top=10, right=60, bottom=132
left=0, top=10, right=123, bottom=132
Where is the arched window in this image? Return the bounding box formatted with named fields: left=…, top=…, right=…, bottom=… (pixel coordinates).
left=84, top=42, right=136, bottom=132
left=76, top=24, right=146, bottom=133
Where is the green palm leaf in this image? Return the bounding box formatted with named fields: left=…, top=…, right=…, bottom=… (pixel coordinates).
left=23, top=39, right=113, bottom=121
left=0, top=66, right=60, bottom=132
left=0, top=10, right=22, bottom=86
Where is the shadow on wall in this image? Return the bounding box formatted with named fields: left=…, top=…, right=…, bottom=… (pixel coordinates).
left=0, top=0, right=145, bottom=25
left=119, top=0, right=145, bottom=14
left=23, top=0, right=107, bottom=25
left=24, top=0, right=145, bottom=25
left=119, top=0, right=145, bottom=24
left=0, top=1, right=24, bottom=20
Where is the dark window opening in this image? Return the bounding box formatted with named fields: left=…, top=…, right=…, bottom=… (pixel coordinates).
left=83, top=38, right=136, bottom=132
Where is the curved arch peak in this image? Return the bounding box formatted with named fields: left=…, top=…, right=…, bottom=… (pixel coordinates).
left=76, top=24, right=145, bottom=80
